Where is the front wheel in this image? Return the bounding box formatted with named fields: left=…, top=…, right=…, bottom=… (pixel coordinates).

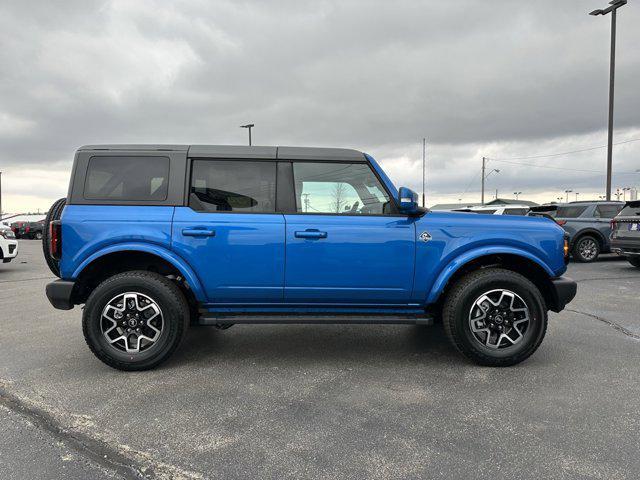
left=83, top=271, right=189, bottom=371
left=442, top=268, right=548, bottom=367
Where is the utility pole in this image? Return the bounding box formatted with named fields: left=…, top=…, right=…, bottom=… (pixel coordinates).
left=302, top=193, right=310, bottom=212
left=481, top=157, right=499, bottom=205
left=422, top=138, right=426, bottom=208
left=590, top=0, right=627, bottom=200
left=240, top=124, right=254, bottom=145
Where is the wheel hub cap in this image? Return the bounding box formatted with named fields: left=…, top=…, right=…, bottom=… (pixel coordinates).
left=100, top=292, right=164, bottom=354
left=468, top=289, right=531, bottom=349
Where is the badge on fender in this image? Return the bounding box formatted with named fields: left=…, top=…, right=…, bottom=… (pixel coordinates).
left=419, top=231, right=432, bottom=242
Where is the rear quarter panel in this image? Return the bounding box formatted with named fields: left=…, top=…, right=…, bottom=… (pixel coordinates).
left=59, top=205, right=175, bottom=279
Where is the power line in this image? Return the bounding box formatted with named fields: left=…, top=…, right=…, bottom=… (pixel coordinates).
left=487, top=136, right=640, bottom=161
left=487, top=157, right=639, bottom=174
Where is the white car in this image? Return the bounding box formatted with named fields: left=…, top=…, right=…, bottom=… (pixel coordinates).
left=0, top=227, right=19, bottom=263
left=454, top=204, right=531, bottom=216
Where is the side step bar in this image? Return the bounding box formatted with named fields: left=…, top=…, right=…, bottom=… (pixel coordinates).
left=198, top=314, right=434, bottom=326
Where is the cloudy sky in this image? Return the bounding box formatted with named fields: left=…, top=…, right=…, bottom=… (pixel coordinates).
left=1, top=0, right=639, bottom=213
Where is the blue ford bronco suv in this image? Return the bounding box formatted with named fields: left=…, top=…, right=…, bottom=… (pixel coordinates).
left=44, top=145, right=576, bottom=370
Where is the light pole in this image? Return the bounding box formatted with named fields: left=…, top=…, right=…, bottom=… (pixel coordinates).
left=481, top=157, right=500, bottom=205
left=575, top=192, right=580, bottom=201
left=622, top=187, right=631, bottom=200
left=240, top=124, right=254, bottom=145
left=557, top=196, right=564, bottom=203
left=514, top=191, right=522, bottom=200
left=564, top=189, right=572, bottom=203
left=590, top=0, right=627, bottom=200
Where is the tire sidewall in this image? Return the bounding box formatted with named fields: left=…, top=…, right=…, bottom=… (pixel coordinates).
left=450, top=274, right=546, bottom=361
left=84, top=276, right=184, bottom=367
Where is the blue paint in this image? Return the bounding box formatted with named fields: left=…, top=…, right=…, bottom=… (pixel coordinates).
left=56, top=155, right=568, bottom=313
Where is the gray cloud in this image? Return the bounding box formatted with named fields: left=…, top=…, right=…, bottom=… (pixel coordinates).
left=0, top=0, right=639, bottom=210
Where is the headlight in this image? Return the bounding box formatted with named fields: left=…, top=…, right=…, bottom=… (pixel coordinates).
left=0, top=230, right=15, bottom=239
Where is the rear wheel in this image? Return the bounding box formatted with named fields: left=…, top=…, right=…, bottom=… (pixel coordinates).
left=628, top=257, right=640, bottom=268
left=42, top=198, right=66, bottom=277
left=83, top=271, right=189, bottom=371
left=572, top=235, right=600, bottom=263
left=442, top=268, right=547, bottom=367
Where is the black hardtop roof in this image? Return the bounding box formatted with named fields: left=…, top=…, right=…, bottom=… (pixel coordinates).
left=78, top=145, right=367, bottom=161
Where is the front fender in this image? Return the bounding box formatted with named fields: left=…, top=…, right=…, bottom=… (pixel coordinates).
left=71, top=242, right=206, bottom=302
left=426, top=246, right=555, bottom=304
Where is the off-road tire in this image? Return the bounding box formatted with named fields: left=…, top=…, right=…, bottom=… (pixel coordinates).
left=442, top=268, right=548, bottom=367
left=572, top=235, right=600, bottom=263
left=42, top=198, right=66, bottom=277
left=628, top=256, right=640, bottom=268
left=83, top=271, right=190, bottom=371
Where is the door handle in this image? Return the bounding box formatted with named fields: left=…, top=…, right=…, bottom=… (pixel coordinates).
left=294, top=230, right=327, bottom=239
left=182, top=228, right=216, bottom=237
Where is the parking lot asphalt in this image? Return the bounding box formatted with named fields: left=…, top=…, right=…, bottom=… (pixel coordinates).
left=1, top=240, right=639, bottom=480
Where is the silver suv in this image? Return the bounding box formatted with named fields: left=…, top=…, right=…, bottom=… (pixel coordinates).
left=530, top=201, right=624, bottom=262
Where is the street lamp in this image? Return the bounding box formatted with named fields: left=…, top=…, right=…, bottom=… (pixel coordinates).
left=575, top=192, right=580, bottom=201
left=240, top=123, right=254, bottom=145
left=589, top=0, right=627, bottom=200
left=564, top=189, right=573, bottom=203
left=622, top=186, right=631, bottom=200
left=514, top=191, right=522, bottom=200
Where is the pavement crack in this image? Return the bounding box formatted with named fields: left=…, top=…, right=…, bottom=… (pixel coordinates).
left=566, top=308, right=640, bottom=340
left=0, top=385, right=154, bottom=479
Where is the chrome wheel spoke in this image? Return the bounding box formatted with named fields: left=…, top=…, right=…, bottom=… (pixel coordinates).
left=468, top=288, right=531, bottom=349
left=101, top=292, right=164, bottom=354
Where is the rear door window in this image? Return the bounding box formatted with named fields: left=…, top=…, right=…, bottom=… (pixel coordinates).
left=556, top=206, right=587, bottom=218
left=594, top=204, right=623, bottom=218
left=190, top=160, right=276, bottom=213
left=84, top=156, right=170, bottom=201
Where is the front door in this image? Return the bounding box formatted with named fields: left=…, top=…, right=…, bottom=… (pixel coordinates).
left=283, top=161, right=416, bottom=305
left=172, top=159, right=285, bottom=304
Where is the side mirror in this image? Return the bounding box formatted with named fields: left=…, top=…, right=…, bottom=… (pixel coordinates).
left=398, top=187, right=419, bottom=214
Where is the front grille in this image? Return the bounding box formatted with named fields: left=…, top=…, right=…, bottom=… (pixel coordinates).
left=8, top=245, right=16, bottom=254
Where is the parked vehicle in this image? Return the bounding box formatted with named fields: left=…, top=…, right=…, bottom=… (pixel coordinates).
left=0, top=227, right=19, bottom=263
left=17, top=221, right=45, bottom=240
left=529, top=201, right=623, bottom=262
left=10, top=221, right=25, bottom=238
left=454, top=204, right=531, bottom=216
left=611, top=200, right=640, bottom=268
left=44, top=145, right=576, bottom=370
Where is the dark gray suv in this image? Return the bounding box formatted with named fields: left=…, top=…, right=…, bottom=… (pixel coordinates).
left=531, top=201, right=624, bottom=262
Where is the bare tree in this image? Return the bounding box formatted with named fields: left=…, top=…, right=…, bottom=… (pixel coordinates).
left=330, top=182, right=347, bottom=213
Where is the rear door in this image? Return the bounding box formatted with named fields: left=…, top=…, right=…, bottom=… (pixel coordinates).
left=172, top=158, right=285, bottom=304
left=282, top=160, right=416, bottom=305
